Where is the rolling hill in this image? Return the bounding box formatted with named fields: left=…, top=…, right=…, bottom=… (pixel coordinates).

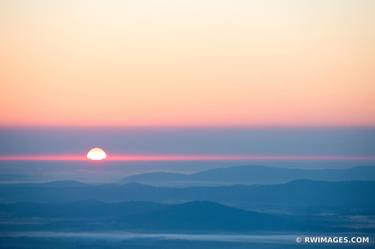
left=1, top=180, right=374, bottom=214
left=122, top=165, right=375, bottom=185
left=0, top=201, right=350, bottom=232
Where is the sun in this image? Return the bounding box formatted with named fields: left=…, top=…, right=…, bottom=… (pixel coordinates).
left=87, top=147, right=107, bottom=161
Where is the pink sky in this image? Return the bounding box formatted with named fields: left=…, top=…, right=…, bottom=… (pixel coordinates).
left=0, top=0, right=374, bottom=127
left=1, top=154, right=375, bottom=162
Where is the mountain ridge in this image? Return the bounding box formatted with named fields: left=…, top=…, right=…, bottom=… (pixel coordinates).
left=122, top=165, right=375, bottom=186
left=1, top=179, right=374, bottom=214
left=0, top=201, right=355, bottom=232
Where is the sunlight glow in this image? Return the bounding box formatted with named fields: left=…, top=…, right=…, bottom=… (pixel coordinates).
left=87, top=148, right=107, bottom=161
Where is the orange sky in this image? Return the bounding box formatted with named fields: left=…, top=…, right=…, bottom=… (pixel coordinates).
left=0, top=0, right=374, bottom=127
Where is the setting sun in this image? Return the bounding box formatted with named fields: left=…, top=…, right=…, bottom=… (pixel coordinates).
left=87, top=148, right=107, bottom=161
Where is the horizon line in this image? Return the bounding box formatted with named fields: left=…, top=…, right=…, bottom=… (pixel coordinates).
left=1, top=124, right=375, bottom=130
left=0, top=154, right=374, bottom=162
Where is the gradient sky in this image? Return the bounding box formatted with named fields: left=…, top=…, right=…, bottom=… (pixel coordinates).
left=0, top=0, right=374, bottom=126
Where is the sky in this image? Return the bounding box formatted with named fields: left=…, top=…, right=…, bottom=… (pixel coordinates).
left=0, top=127, right=374, bottom=158
left=0, top=0, right=374, bottom=127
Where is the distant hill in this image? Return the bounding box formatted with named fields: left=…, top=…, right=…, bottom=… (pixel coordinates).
left=122, top=165, right=375, bottom=185
left=0, top=200, right=166, bottom=219
left=0, top=201, right=350, bottom=232
left=1, top=180, right=374, bottom=214
left=121, top=201, right=300, bottom=232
